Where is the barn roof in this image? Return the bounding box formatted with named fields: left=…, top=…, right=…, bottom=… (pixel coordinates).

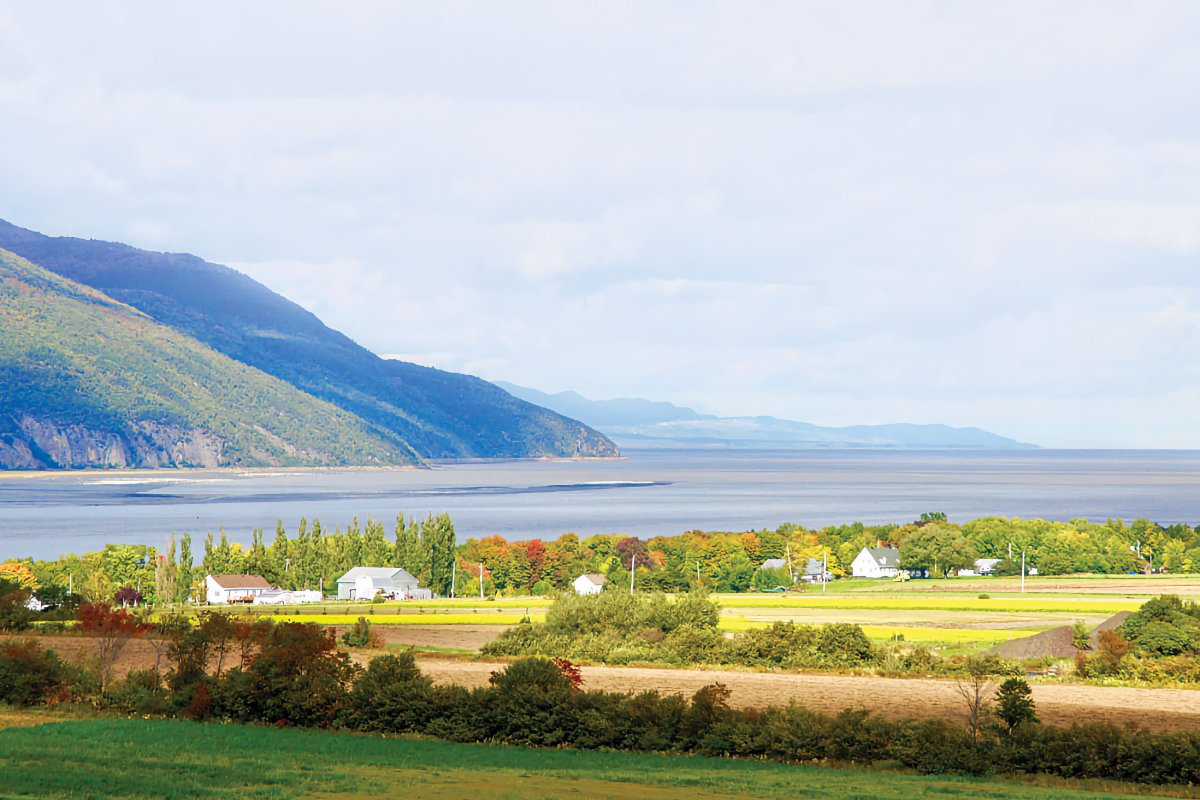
left=577, top=573, right=609, bottom=586
left=208, top=574, right=272, bottom=589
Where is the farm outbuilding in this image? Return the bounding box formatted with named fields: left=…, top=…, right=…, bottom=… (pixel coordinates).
left=573, top=573, right=608, bottom=595
left=335, top=567, right=430, bottom=600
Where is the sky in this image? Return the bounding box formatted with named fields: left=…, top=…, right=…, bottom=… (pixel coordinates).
left=1, top=2, right=1199, bottom=448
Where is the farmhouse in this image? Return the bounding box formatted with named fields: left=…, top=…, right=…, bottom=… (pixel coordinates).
left=573, top=573, right=608, bottom=595
left=804, top=557, right=830, bottom=582
left=851, top=547, right=901, bottom=579
left=335, top=566, right=431, bottom=601
left=206, top=574, right=273, bottom=604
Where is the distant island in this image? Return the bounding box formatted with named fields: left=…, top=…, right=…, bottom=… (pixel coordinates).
left=0, top=219, right=617, bottom=469
left=495, top=382, right=1036, bottom=449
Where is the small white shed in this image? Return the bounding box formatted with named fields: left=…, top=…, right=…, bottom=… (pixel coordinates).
left=573, top=573, right=608, bottom=595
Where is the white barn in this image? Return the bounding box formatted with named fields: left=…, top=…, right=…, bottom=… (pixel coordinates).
left=851, top=547, right=901, bottom=579
left=206, top=574, right=274, bottom=604
left=573, top=573, right=608, bottom=595
left=336, top=567, right=430, bottom=601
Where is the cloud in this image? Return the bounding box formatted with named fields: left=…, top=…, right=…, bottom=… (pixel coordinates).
left=2, top=2, right=1200, bottom=446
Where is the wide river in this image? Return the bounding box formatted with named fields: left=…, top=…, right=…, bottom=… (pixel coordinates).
left=2, top=448, right=1199, bottom=560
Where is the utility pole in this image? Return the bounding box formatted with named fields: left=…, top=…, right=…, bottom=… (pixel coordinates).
left=786, top=544, right=794, bottom=583
left=696, top=562, right=701, bottom=584
left=630, top=555, right=636, bottom=594
left=823, top=550, right=827, bottom=593
left=1021, top=550, right=1026, bottom=593
left=479, top=564, right=484, bottom=599
left=451, top=560, right=456, bottom=599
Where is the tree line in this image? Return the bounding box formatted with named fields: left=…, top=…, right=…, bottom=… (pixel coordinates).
left=1, top=512, right=1192, bottom=605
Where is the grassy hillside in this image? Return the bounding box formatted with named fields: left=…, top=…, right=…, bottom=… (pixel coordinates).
left=0, top=218, right=618, bottom=460
left=0, top=718, right=1149, bottom=800
left=0, top=248, right=420, bottom=468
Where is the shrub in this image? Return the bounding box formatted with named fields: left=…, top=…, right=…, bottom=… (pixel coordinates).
left=1071, top=621, right=1091, bottom=651
left=0, top=638, right=69, bottom=705
left=223, top=622, right=359, bottom=727
left=344, top=652, right=436, bottom=732
left=0, top=590, right=33, bottom=633
left=104, top=668, right=169, bottom=716
left=341, top=617, right=380, bottom=648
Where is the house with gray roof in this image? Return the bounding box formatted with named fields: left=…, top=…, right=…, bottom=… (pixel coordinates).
left=851, top=547, right=901, bottom=579
left=336, top=566, right=430, bottom=600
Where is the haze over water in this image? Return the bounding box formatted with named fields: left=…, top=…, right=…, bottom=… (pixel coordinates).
left=2, top=448, right=1199, bottom=561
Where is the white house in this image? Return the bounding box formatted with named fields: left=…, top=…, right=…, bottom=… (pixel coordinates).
left=335, top=567, right=430, bottom=601
left=803, top=557, right=831, bottom=583
left=206, top=574, right=274, bottom=604
left=851, top=547, right=901, bottom=579
left=573, top=573, right=608, bottom=595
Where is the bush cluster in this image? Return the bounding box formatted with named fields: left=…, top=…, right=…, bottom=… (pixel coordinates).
left=482, top=590, right=1022, bottom=677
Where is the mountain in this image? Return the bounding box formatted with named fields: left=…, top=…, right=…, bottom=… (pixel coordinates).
left=0, top=219, right=617, bottom=462
left=494, top=383, right=1037, bottom=449
left=0, top=248, right=421, bottom=468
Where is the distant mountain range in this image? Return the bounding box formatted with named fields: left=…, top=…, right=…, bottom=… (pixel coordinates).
left=494, top=383, right=1037, bottom=449
left=0, top=219, right=617, bottom=469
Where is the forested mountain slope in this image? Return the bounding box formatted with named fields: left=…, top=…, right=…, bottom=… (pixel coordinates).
left=0, top=249, right=420, bottom=468
left=0, top=219, right=617, bottom=460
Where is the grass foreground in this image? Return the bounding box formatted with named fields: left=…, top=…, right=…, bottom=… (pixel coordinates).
left=0, top=717, right=1187, bottom=800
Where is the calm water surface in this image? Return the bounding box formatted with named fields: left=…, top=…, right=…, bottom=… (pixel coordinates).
left=2, top=448, right=1199, bottom=560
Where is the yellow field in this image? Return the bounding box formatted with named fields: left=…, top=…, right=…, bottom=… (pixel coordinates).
left=720, top=596, right=1140, bottom=614
left=715, top=617, right=1038, bottom=642
left=257, top=613, right=543, bottom=626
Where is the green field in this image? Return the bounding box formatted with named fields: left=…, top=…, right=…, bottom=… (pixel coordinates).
left=0, top=718, right=1172, bottom=800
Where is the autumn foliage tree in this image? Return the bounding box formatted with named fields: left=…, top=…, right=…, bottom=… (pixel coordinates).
left=76, top=602, right=153, bottom=690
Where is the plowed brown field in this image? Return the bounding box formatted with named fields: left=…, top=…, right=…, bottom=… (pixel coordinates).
left=412, top=660, right=1200, bottom=733
left=27, top=633, right=1200, bottom=733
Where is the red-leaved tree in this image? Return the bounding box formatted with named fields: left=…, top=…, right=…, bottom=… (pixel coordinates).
left=77, top=602, right=153, bottom=690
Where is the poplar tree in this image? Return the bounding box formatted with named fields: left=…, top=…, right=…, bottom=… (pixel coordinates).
left=215, top=527, right=235, bottom=574
left=269, top=521, right=289, bottom=589
left=177, top=533, right=194, bottom=604
left=202, top=531, right=216, bottom=577
left=311, top=519, right=326, bottom=589
left=345, top=517, right=364, bottom=568
left=293, top=518, right=310, bottom=589
left=364, top=518, right=390, bottom=567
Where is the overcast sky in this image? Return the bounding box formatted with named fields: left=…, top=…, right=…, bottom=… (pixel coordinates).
left=2, top=2, right=1199, bottom=448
